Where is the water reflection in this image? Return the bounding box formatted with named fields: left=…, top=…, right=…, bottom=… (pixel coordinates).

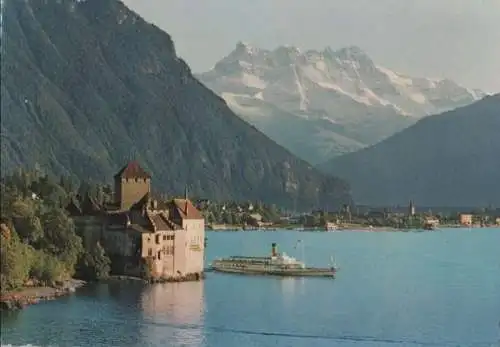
left=280, top=277, right=305, bottom=307
left=139, top=281, right=205, bottom=347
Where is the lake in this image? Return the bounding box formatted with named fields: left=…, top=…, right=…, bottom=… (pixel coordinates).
left=1, top=228, right=500, bottom=347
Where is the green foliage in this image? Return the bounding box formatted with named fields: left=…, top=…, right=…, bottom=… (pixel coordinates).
left=29, top=250, right=66, bottom=285
left=76, top=243, right=111, bottom=281
left=39, top=208, right=83, bottom=274
left=9, top=200, right=44, bottom=245
left=0, top=169, right=110, bottom=291
left=0, top=230, right=67, bottom=291
left=0, top=232, right=33, bottom=292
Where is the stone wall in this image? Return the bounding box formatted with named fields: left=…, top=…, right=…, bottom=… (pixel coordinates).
left=182, top=218, right=205, bottom=275
left=102, top=228, right=140, bottom=257
left=73, top=216, right=103, bottom=248
left=115, top=177, right=150, bottom=210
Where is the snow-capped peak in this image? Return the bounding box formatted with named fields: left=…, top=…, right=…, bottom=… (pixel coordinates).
left=196, top=42, right=487, bottom=165
left=335, top=45, right=368, bottom=57
left=234, top=41, right=260, bottom=56
left=199, top=42, right=484, bottom=118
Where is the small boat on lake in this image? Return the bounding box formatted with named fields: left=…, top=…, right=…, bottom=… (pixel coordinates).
left=210, top=243, right=337, bottom=278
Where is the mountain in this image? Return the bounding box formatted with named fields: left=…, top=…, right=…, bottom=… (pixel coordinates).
left=197, top=42, right=485, bottom=164
left=0, top=0, right=351, bottom=210
left=317, top=94, right=500, bottom=207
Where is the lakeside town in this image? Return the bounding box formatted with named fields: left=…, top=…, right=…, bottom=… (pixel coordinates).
left=200, top=199, right=500, bottom=232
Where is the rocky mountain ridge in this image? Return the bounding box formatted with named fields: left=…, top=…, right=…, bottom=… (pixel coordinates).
left=197, top=42, right=485, bottom=164
left=318, top=94, right=500, bottom=207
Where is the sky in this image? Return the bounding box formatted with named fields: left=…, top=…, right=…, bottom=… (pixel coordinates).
left=122, top=0, right=500, bottom=92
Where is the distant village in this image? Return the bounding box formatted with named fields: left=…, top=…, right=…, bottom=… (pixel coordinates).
left=196, top=199, right=500, bottom=231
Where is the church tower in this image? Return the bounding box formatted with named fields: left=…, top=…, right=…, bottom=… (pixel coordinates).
left=408, top=200, right=416, bottom=217
left=114, top=161, right=151, bottom=210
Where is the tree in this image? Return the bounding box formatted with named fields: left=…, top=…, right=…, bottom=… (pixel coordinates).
left=9, top=199, right=44, bottom=245
left=40, top=208, right=83, bottom=274
left=5, top=169, right=32, bottom=198
left=232, top=213, right=242, bottom=225
left=29, top=250, right=66, bottom=285
left=0, top=231, right=33, bottom=291
left=222, top=212, right=234, bottom=225
left=75, top=242, right=110, bottom=281
left=204, top=211, right=216, bottom=224
left=30, top=175, right=68, bottom=207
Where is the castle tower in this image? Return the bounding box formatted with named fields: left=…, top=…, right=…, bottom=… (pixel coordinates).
left=114, top=161, right=151, bottom=210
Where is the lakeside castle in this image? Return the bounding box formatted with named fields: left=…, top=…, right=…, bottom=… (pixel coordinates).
left=66, top=161, right=205, bottom=281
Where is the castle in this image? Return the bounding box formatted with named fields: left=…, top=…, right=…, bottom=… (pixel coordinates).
left=67, top=161, right=205, bottom=281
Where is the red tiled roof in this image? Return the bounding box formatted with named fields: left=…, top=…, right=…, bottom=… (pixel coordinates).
left=173, top=199, right=203, bottom=220
left=114, top=161, right=151, bottom=179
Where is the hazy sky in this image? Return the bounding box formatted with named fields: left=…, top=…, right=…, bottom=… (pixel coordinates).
left=123, top=0, right=500, bottom=92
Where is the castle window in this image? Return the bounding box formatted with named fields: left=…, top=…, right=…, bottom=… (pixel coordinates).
left=164, top=246, right=173, bottom=255
left=144, top=178, right=147, bottom=183
left=135, top=178, right=139, bottom=182
left=155, top=234, right=160, bottom=244
left=163, top=235, right=167, bottom=241
left=157, top=251, right=161, bottom=260
left=148, top=248, right=153, bottom=257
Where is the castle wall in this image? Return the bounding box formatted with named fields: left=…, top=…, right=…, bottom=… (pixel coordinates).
left=99, top=226, right=143, bottom=277
left=73, top=216, right=103, bottom=249
left=182, top=218, right=205, bottom=275
left=142, top=230, right=178, bottom=278
left=102, top=228, right=140, bottom=257
left=173, top=231, right=188, bottom=275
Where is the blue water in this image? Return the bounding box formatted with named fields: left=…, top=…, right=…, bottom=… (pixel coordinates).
left=1, top=229, right=500, bottom=347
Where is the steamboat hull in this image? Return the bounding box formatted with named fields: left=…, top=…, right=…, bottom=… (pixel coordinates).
left=211, top=263, right=336, bottom=278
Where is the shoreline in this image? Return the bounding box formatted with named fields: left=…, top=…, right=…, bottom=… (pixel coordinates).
left=0, top=273, right=208, bottom=311
left=105, top=272, right=206, bottom=284
left=0, top=279, right=86, bottom=311
left=207, top=225, right=499, bottom=232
